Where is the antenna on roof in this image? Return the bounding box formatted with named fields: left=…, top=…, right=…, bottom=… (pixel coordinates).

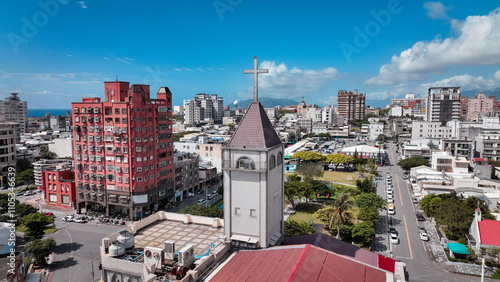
left=115, top=76, right=119, bottom=82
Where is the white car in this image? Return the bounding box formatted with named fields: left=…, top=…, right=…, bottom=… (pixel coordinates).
left=387, top=184, right=393, bottom=189
left=420, top=232, right=429, bottom=241
left=390, top=233, right=399, bottom=244
left=74, top=217, right=87, bottom=223
left=388, top=207, right=395, bottom=215
left=387, top=190, right=393, bottom=197
left=387, top=194, right=394, bottom=200
left=387, top=197, right=394, bottom=203
left=197, top=199, right=207, bottom=205
left=62, top=215, right=74, bottom=222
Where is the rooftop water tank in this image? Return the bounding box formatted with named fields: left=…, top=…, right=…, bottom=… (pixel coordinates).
left=109, top=241, right=125, bottom=257
left=117, top=230, right=134, bottom=249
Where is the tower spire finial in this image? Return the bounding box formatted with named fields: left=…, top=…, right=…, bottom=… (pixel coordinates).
left=243, top=56, right=268, bottom=102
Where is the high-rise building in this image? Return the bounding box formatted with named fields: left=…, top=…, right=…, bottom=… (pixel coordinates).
left=466, top=92, right=496, bottom=121
left=0, top=93, right=28, bottom=136
left=71, top=81, right=174, bottom=217
left=0, top=122, right=17, bottom=175
left=183, top=93, right=224, bottom=125
left=427, top=87, right=461, bottom=125
left=337, top=89, right=365, bottom=124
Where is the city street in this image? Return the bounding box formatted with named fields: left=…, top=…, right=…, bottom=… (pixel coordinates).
left=378, top=141, right=489, bottom=281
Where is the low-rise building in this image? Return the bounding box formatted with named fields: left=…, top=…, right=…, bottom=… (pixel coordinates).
left=44, top=167, right=76, bottom=209
left=369, top=123, right=384, bottom=141
left=411, top=121, right=453, bottom=139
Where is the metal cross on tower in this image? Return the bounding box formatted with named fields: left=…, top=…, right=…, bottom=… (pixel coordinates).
left=244, top=56, right=268, bottom=102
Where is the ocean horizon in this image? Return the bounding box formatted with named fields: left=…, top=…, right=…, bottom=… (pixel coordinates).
left=28, top=109, right=71, bottom=117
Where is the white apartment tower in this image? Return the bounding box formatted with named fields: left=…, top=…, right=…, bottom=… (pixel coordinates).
left=427, top=87, right=461, bottom=125
left=0, top=93, right=28, bottom=135
left=183, top=93, right=224, bottom=125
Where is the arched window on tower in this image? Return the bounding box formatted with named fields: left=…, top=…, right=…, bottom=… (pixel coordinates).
left=270, top=155, right=276, bottom=169
left=277, top=152, right=283, bottom=165
left=237, top=157, right=255, bottom=170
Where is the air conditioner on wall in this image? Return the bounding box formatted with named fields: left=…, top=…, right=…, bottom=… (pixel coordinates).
left=143, top=246, right=164, bottom=269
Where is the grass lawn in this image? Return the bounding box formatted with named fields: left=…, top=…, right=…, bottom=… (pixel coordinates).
left=17, top=225, right=57, bottom=234
left=320, top=171, right=358, bottom=185
left=287, top=202, right=324, bottom=224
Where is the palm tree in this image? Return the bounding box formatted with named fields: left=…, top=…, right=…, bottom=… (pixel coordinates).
left=329, top=192, right=355, bottom=239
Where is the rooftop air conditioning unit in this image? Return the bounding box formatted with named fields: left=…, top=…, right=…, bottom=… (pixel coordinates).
left=164, top=241, right=175, bottom=260
left=144, top=246, right=164, bottom=269
left=178, top=244, right=194, bottom=267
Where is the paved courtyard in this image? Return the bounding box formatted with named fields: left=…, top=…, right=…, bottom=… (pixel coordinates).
left=133, top=220, right=224, bottom=256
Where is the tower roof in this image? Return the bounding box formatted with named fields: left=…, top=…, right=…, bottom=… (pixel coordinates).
left=228, top=101, right=281, bottom=149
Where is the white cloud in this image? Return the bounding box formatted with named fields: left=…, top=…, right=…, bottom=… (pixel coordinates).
left=174, top=68, right=182, bottom=71
left=421, top=71, right=500, bottom=90
left=241, top=61, right=339, bottom=99
left=423, top=2, right=450, bottom=20
left=117, top=58, right=131, bottom=64
left=365, top=9, right=500, bottom=86
left=78, top=1, right=87, bottom=9
left=36, top=90, right=52, bottom=95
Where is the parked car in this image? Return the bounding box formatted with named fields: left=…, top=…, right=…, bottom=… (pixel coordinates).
left=387, top=194, right=394, bottom=200
left=197, top=199, right=207, bottom=205
left=62, top=215, right=74, bottom=222
left=387, top=190, right=393, bottom=197
left=420, top=232, right=429, bottom=241
left=418, top=226, right=426, bottom=233
left=387, top=203, right=395, bottom=210
left=44, top=212, right=55, bottom=217
left=387, top=197, right=394, bottom=203
left=74, top=217, right=87, bottom=223
left=187, top=192, right=194, bottom=197
left=389, top=227, right=397, bottom=235
left=390, top=233, right=399, bottom=244
left=416, top=213, right=425, bottom=221
left=412, top=198, right=418, bottom=204
left=23, top=191, right=30, bottom=196
left=388, top=207, right=395, bottom=215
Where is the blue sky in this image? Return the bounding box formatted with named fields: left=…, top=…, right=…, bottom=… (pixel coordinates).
left=1, top=0, right=500, bottom=109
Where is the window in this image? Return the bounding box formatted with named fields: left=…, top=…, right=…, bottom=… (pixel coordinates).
left=49, top=194, right=57, bottom=203
left=237, top=157, right=254, bottom=170
left=107, top=174, right=115, bottom=181
left=62, top=195, right=70, bottom=205
left=270, top=155, right=276, bottom=169
left=48, top=184, right=52, bottom=191
left=277, top=152, right=283, bottom=164
left=122, top=108, right=127, bottom=114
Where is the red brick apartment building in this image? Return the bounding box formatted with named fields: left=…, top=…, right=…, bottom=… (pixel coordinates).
left=44, top=168, right=75, bottom=209
left=71, top=81, right=174, bottom=218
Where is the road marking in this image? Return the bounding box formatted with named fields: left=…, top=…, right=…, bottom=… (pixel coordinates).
left=395, top=256, right=412, bottom=260
left=396, top=174, right=403, bottom=206
left=403, top=215, right=413, bottom=260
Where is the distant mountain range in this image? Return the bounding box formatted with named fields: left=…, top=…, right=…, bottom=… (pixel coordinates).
left=235, top=97, right=300, bottom=109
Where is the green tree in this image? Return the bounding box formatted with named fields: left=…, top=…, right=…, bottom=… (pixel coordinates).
left=397, top=156, right=429, bottom=170
left=291, top=151, right=325, bottom=162
left=311, top=180, right=330, bottom=197
left=216, top=184, right=223, bottom=196
left=179, top=204, right=223, bottom=218
left=16, top=159, right=32, bottom=172
left=284, top=181, right=306, bottom=209
left=419, top=194, right=439, bottom=216
left=26, top=238, right=57, bottom=268
left=376, top=134, right=386, bottom=143
left=284, top=220, right=316, bottom=237
left=325, top=154, right=353, bottom=170
left=357, top=207, right=382, bottom=223
left=356, top=193, right=385, bottom=211
left=15, top=168, right=34, bottom=186
left=40, top=151, right=57, bottom=160
left=356, top=164, right=366, bottom=178
left=317, top=133, right=331, bottom=139
left=20, top=213, right=56, bottom=241
left=355, top=177, right=376, bottom=194
left=295, top=162, right=324, bottom=184
left=352, top=221, right=375, bottom=245
left=288, top=173, right=302, bottom=182
left=315, top=192, right=355, bottom=239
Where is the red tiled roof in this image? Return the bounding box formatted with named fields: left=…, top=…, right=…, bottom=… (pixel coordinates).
left=282, top=233, right=397, bottom=273
left=228, top=102, right=282, bottom=149
left=210, top=244, right=389, bottom=281
left=478, top=219, right=500, bottom=246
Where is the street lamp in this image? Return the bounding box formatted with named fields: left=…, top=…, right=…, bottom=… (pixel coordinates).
left=76, top=250, right=95, bottom=282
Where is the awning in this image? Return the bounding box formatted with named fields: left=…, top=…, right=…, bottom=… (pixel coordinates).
left=98, top=193, right=103, bottom=196
left=230, top=235, right=259, bottom=244
left=108, top=194, right=117, bottom=198
left=119, top=196, right=128, bottom=199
